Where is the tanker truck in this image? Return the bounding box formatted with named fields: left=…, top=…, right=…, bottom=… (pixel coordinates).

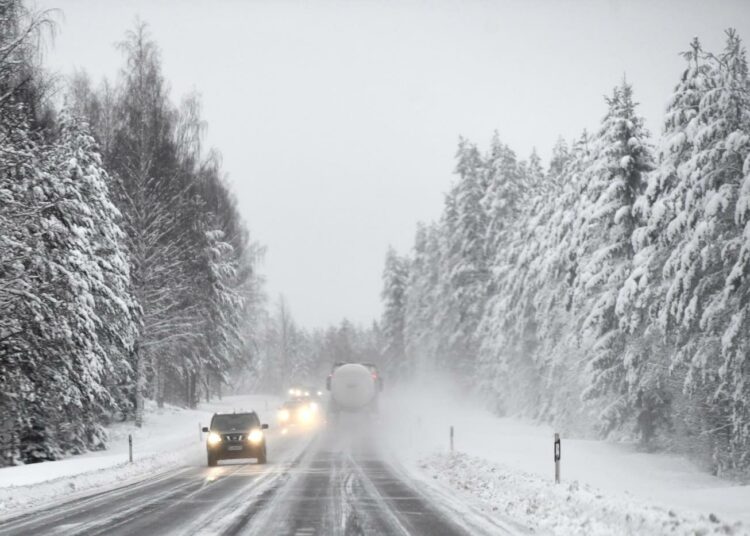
left=325, top=362, right=383, bottom=419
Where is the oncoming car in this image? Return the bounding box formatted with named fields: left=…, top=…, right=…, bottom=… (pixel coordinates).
left=277, top=398, right=321, bottom=427
left=202, top=412, right=268, bottom=466
left=287, top=385, right=324, bottom=399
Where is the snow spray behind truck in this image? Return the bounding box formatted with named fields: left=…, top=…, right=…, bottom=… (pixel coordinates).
left=326, top=362, right=383, bottom=419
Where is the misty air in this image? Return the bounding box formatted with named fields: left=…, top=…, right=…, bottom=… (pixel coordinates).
left=1, top=1, right=750, bottom=535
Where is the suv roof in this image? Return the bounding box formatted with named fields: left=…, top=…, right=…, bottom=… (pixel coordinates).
left=209, top=412, right=260, bottom=431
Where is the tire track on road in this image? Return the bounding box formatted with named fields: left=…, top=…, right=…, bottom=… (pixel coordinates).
left=196, top=436, right=313, bottom=536
left=242, top=430, right=472, bottom=536
left=0, top=427, right=316, bottom=536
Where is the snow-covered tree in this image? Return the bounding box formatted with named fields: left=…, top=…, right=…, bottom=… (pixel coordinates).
left=403, top=223, right=442, bottom=377
left=655, top=30, right=750, bottom=470
left=482, top=133, right=522, bottom=261
left=381, top=247, right=410, bottom=378
left=574, top=81, right=654, bottom=433
left=1, top=6, right=264, bottom=464
left=52, top=109, right=140, bottom=421
left=617, top=38, right=713, bottom=446
left=436, top=139, right=490, bottom=378
left=383, top=26, right=750, bottom=473
left=548, top=137, right=572, bottom=182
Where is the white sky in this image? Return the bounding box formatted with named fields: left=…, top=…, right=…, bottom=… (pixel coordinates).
left=36, top=0, right=750, bottom=329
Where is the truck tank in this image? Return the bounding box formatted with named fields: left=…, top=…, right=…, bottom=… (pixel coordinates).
left=327, top=363, right=380, bottom=413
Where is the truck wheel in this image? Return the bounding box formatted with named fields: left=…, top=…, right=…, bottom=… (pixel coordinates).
left=207, top=452, right=218, bottom=467
left=257, top=445, right=267, bottom=465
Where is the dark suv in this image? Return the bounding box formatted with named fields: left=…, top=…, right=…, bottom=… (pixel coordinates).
left=202, top=412, right=268, bottom=466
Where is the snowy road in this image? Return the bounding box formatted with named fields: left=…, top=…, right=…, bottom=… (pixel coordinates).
left=0, top=423, right=521, bottom=536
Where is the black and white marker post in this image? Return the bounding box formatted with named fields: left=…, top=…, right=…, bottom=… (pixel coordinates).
left=554, top=433, right=561, bottom=483
left=128, top=434, right=133, bottom=464
left=450, top=425, right=454, bottom=453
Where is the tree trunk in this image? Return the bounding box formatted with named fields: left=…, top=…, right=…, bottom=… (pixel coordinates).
left=156, top=359, right=165, bottom=409
left=0, top=400, right=15, bottom=467
left=184, top=367, right=191, bottom=408
left=134, top=343, right=144, bottom=428
left=189, top=372, right=198, bottom=409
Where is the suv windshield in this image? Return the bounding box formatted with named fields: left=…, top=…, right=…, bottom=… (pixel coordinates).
left=211, top=414, right=258, bottom=431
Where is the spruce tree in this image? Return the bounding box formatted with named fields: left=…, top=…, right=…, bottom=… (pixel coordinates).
left=572, top=81, right=654, bottom=433
left=381, top=247, right=410, bottom=378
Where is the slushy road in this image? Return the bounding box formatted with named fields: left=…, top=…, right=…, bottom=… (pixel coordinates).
left=0, top=423, right=525, bottom=535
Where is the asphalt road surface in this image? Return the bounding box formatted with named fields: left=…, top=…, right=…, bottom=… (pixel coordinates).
left=0, top=423, right=524, bottom=536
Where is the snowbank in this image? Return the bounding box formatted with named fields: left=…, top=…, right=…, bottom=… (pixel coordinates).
left=418, top=451, right=744, bottom=536
left=381, top=381, right=750, bottom=531
left=0, top=394, right=280, bottom=516
left=0, top=447, right=194, bottom=515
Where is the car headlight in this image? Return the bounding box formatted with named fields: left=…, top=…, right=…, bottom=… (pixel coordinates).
left=278, top=409, right=290, bottom=421
left=207, top=432, right=222, bottom=446
left=309, top=401, right=318, bottom=412
left=299, top=408, right=311, bottom=422
left=248, top=429, right=264, bottom=444
left=317, top=391, right=323, bottom=396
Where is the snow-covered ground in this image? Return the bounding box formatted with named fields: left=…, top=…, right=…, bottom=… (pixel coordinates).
left=416, top=452, right=741, bottom=535
left=4, top=386, right=750, bottom=535
left=382, top=382, right=750, bottom=535
left=0, top=394, right=280, bottom=516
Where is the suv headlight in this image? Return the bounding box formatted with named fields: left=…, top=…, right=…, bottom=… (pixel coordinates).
left=248, top=429, right=264, bottom=444
left=278, top=409, right=290, bottom=421
left=207, top=432, right=222, bottom=446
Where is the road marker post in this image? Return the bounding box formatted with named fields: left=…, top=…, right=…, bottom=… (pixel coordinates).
left=128, top=434, right=133, bottom=463
left=450, top=425, right=454, bottom=453
left=554, top=433, right=561, bottom=484
left=199, top=422, right=203, bottom=442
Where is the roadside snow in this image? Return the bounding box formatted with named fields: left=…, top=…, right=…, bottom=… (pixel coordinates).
left=418, top=451, right=743, bottom=535
left=382, top=380, right=750, bottom=533
left=0, top=394, right=280, bottom=516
